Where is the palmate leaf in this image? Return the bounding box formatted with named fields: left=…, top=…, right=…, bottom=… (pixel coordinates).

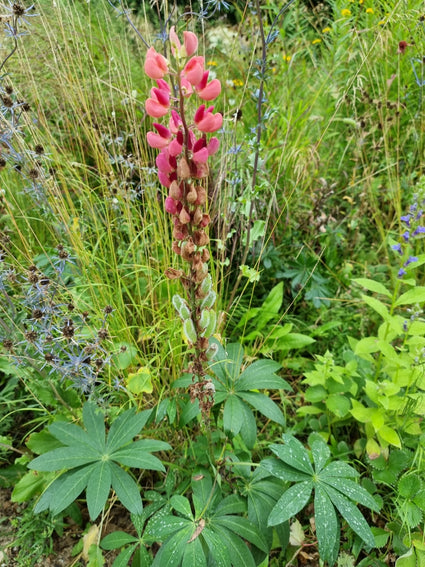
left=110, top=462, right=143, bottom=515
left=214, top=494, right=246, bottom=516
left=223, top=395, right=245, bottom=437
left=268, top=480, right=313, bottom=526
left=35, top=465, right=93, bottom=515
left=211, top=525, right=256, bottom=567
left=28, top=446, right=100, bottom=472
left=111, top=447, right=166, bottom=472
left=270, top=435, right=314, bottom=475
left=239, top=391, right=285, bottom=426
left=314, top=484, right=339, bottom=565
left=86, top=461, right=112, bottom=520
left=49, top=422, right=99, bottom=450
left=101, top=531, right=139, bottom=549
left=151, top=525, right=194, bottom=567
left=236, top=359, right=290, bottom=391
left=320, top=483, right=375, bottom=547
left=320, top=475, right=380, bottom=512
left=214, top=515, right=268, bottom=552
left=106, top=407, right=151, bottom=453
left=182, top=537, right=207, bottom=567
left=202, top=528, right=231, bottom=567
left=261, top=456, right=311, bottom=482
left=83, top=403, right=106, bottom=450
left=311, top=439, right=331, bottom=473
left=237, top=401, right=257, bottom=449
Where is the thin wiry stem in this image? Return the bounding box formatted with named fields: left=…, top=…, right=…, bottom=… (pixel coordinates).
left=0, top=18, right=18, bottom=74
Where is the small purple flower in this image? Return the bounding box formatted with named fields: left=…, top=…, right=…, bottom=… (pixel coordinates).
left=404, top=256, right=418, bottom=267
left=398, top=268, right=407, bottom=278
left=403, top=230, right=410, bottom=241
left=403, top=320, right=408, bottom=332
left=410, top=203, right=418, bottom=213
left=391, top=243, right=402, bottom=255
left=413, top=226, right=425, bottom=236
left=416, top=210, right=423, bottom=220
left=401, top=214, right=411, bottom=226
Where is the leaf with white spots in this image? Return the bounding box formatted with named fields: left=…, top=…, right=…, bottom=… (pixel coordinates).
left=268, top=480, right=313, bottom=526
left=314, top=484, right=339, bottom=565
left=270, top=435, right=314, bottom=475
left=320, top=476, right=380, bottom=512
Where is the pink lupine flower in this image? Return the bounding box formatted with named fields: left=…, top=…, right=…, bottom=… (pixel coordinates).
left=194, top=104, right=223, bottom=133
left=195, top=71, right=221, bottom=101
left=165, top=196, right=178, bottom=214
left=169, top=26, right=198, bottom=58
left=144, top=47, right=169, bottom=79
left=145, top=83, right=171, bottom=118
left=183, top=56, right=205, bottom=86
left=147, top=123, right=172, bottom=149
left=156, top=150, right=175, bottom=174
left=169, top=131, right=184, bottom=157
left=192, top=138, right=209, bottom=163
left=207, top=137, right=220, bottom=155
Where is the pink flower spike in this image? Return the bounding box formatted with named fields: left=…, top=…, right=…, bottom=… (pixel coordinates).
left=156, top=151, right=175, bottom=174
left=194, top=105, right=223, bottom=133
left=147, top=132, right=170, bottom=149
left=207, top=137, right=220, bottom=155
left=152, top=87, right=170, bottom=107
left=183, top=56, right=205, bottom=86
left=180, top=78, right=193, bottom=97
left=183, top=31, right=198, bottom=57
left=158, top=171, right=171, bottom=187
left=169, top=26, right=181, bottom=56
left=144, top=47, right=168, bottom=79
left=145, top=98, right=169, bottom=118
left=197, top=78, right=221, bottom=101
left=169, top=137, right=183, bottom=157
left=169, top=110, right=182, bottom=134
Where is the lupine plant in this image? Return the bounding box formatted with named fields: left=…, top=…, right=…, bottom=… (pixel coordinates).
left=143, top=27, right=222, bottom=415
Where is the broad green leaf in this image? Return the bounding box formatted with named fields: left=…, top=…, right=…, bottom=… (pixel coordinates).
left=192, top=474, right=215, bottom=516
left=270, top=435, right=314, bottom=475
left=126, top=367, right=153, bottom=395
left=311, top=439, right=330, bottom=474
left=248, top=487, right=279, bottom=527
left=211, top=525, right=256, bottom=567
left=325, top=394, right=351, bottom=418
left=49, top=422, right=99, bottom=451
left=314, top=484, right=339, bottom=565
left=83, top=403, right=106, bottom=450
left=268, top=481, right=313, bottom=526
left=145, top=514, right=191, bottom=540
left=238, top=403, right=257, bottom=449
left=179, top=399, right=200, bottom=426
left=202, top=527, right=232, bottom=567
left=86, top=461, right=112, bottom=520
left=111, top=447, right=165, bottom=472
left=215, top=516, right=268, bottom=552
left=26, top=430, right=66, bottom=454
left=106, top=408, right=150, bottom=453
left=151, top=525, right=193, bottom=567
left=377, top=425, right=401, bottom=448
left=111, top=545, right=138, bottom=567
left=215, top=494, right=246, bottom=517
left=170, top=495, right=193, bottom=520
left=320, top=476, right=380, bottom=512
left=320, top=461, right=359, bottom=478
left=40, top=465, right=93, bottom=515
left=261, top=282, right=283, bottom=316
left=275, top=333, right=315, bottom=351
left=353, top=278, right=392, bottom=298
left=28, top=446, right=100, bottom=471
left=396, top=287, right=425, bottom=307
left=182, top=536, right=207, bottom=567
left=132, top=545, right=152, bottom=567
left=110, top=462, right=143, bottom=515
left=101, top=531, right=139, bottom=550
left=321, top=484, right=375, bottom=547
left=12, top=470, right=54, bottom=503
left=236, top=360, right=290, bottom=391
left=395, top=547, right=416, bottom=567
left=240, top=392, right=285, bottom=426
left=223, top=395, right=245, bottom=436
left=361, top=294, right=390, bottom=321
left=261, top=457, right=311, bottom=482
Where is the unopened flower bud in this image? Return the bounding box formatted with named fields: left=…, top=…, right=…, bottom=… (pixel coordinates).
left=193, top=229, right=209, bottom=247
left=179, top=207, right=191, bottom=224
left=169, top=180, right=183, bottom=200
left=196, top=186, right=207, bottom=205
left=181, top=238, right=195, bottom=261
left=186, top=185, right=198, bottom=204
left=193, top=207, right=203, bottom=225
left=177, top=156, right=191, bottom=179
left=200, top=213, right=211, bottom=227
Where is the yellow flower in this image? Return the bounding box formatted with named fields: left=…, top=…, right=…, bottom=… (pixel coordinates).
left=366, top=7, right=374, bottom=13
left=283, top=54, right=291, bottom=62
left=358, top=0, right=364, bottom=4
left=378, top=19, right=386, bottom=25
left=207, top=60, right=217, bottom=66
left=322, top=27, right=331, bottom=33
left=312, top=38, right=322, bottom=45
left=341, top=8, right=352, bottom=16
left=232, top=79, right=244, bottom=87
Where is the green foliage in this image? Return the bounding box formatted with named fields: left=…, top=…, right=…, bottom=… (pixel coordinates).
left=27, top=404, right=170, bottom=519
left=262, top=434, right=380, bottom=565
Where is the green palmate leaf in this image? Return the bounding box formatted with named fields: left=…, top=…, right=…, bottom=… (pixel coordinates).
left=83, top=403, right=106, bottom=450
left=321, top=461, right=359, bottom=478
left=49, top=422, right=98, bottom=450
left=106, top=408, right=150, bottom=453
left=321, top=484, right=375, bottom=547
left=395, top=287, right=425, bottom=307
left=320, top=476, right=380, bottom=512
left=86, top=461, right=112, bottom=520
left=223, top=395, right=245, bottom=436
left=236, top=360, right=290, bottom=391
left=110, top=462, right=143, bottom=515
left=215, top=516, right=268, bottom=552
left=215, top=494, right=246, bottom=517
left=261, top=457, right=311, bottom=482
left=101, top=531, right=139, bottom=550
left=151, top=525, right=193, bottom=567
left=311, top=439, right=330, bottom=474
left=28, top=446, right=99, bottom=472
left=182, top=537, right=207, bottom=567
left=270, top=435, right=314, bottom=475
left=325, top=394, right=351, bottom=418
left=146, top=514, right=191, bottom=541
left=12, top=470, right=54, bottom=503
left=211, top=525, right=256, bottom=567
left=133, top=545, right=152, bottom=567
left=202, top=527, right=232, bottom=567
left=268, top=481, right=313, bottom=526
left=239, top=391, right=285, bottom=426
left=111, top=544, right=139, bottom=567
left=37, top=465, right=93, bottom=515
left=353, top=278, right=392, bottom=298
left=247, top=487, right=277, bottom=527
left=192, top=474, right=215, bottom=516
left=238, top=402, right=257, bottom=449
left=314, top=484, right=339, bottom=565
left=170, top=495, right=193, bottom=520
left=111, top=447, right=165, bottom=472
left=179, top=399, right=200, bottom=426
left=377, top=425, right=401, bottom=448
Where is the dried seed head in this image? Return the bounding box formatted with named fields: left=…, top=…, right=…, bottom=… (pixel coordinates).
left=67, top=303, right=75, bottom=312
left=97, top=328, right=109, bottom=341
left=104, top=305, right=113, bottom=314
left=2, top=339, right=13, bottom=351
left=0, top=158, right=6, bottom=169
left=28, top=168, right=39, bottom=180
left=24, top=330, right=38, bottom=343
left=39, top=277, right=50, bottom=286
left=12, top=3, right=26, bottom=16
left=18, top=100, right=30, bottom=111
left=34, top=144, right=44, bottom=155
left=27, top=272, right=39, bottom=284
left=5, top=85, right=13, bottom=94
left=44, top=353, right=54, bottom=363
left=31, top=309, right=43, bottom=320
left=62, top=321, right=75, bottom=338
left=2, top=96, right=13, bottom=108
